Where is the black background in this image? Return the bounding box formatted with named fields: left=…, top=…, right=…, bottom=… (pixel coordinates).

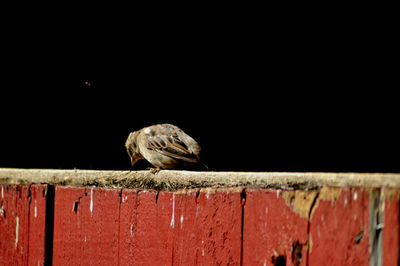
left=0, top=10, right=398, bottom=173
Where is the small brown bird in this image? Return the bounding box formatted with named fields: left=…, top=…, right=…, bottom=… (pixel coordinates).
left=125, top=124, right=207, bottom=171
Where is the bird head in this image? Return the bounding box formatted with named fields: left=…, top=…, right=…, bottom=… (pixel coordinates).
left=125, top=131, right=143, bottom=167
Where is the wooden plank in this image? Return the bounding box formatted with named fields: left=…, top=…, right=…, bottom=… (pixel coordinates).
left=194, top=188, right=242, bottom=265
left=118, top=189, right=138, bottom=265
left=308, top=188, right=370, bottom=265
left=0, top=185, right=30, bottom=265
left=243, top=189, right=310, bottom=266
left=53, top=186, right=121, bottom=265
left=81, top=187, right=121, bottom=265
left=27, top=185, right=48, bottom=265
left=383, top=189, right=399, bottom=266
left=118, top=188, right=242, bottom=265
left=171, top=190, right=199, bottom=265
left=133, top=190, right=160, bottom=264
left=52, top=186, right=86, bottom=264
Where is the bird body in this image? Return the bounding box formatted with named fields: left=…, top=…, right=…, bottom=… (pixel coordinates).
left=125, top=124, right=206, bottom=170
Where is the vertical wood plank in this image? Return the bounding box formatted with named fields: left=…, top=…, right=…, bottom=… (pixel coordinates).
left=52, top=186, right=121, bottom=265
left=82, top=188, right=121, bottom=265
left=195, top=188, right=242, bottom=266
left=243, top=189, right=310, bottom=266
left=383, top=189, right=399, bottom=266
left=27, top=185, right=48, bottom=265
left=133, top=190, right=160, bottom=264
left=118, top=189, right=138, bottom=265
left=0, top=185, right=31, bottom=265
left=118, top=188, right=242, bottom=265
left=308, top=188, right=370, bottom=265
left=52, top=186, right=86, bottom=264
left=171, top=190, right=199, bottom=265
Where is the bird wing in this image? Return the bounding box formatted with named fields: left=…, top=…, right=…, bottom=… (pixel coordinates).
left=145, top=134, right=201, bottom=163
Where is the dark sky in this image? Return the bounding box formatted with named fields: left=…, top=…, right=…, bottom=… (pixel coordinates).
left=0, top=22, right=397, bottom=173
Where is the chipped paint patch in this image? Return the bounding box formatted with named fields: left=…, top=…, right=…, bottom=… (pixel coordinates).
left=319, top=187, right=342, bottom=202
left=282, top=190, right=319, bottom=219
left=309, top=187, right=342, bottom=220
left=15, top=216, right=19, bottom=249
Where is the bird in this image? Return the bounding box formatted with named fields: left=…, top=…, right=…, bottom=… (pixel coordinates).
left=125, top=123, right=207, bottom=172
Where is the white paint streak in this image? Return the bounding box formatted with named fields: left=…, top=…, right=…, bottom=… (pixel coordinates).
left=353, top=192, right=358, bottom=200
left=276, top=190, right=280, bottom=198
left=180, top=214, right=184, bottom=228
left=90, top=188, right=94, bottom=214
left=170, top=193, right=175, bottom=228
left=34, top=200, right=37, bottom=218
left=15, top=216, right=19, bottom=249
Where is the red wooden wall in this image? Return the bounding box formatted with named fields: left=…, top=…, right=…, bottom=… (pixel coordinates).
left=1, top=184, right=399, bottom=265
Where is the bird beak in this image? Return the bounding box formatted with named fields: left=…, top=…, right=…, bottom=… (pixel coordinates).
left=130, top=157, right=139, bottom=167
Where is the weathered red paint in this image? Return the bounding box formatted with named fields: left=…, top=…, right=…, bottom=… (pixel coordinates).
left=1, top=184, right=399, bottom=265
left=119, top=189, right=242, bottom=265
left=194, top=189, right=242, bottom=265
left=243, top=189, right=309, bottom=266
left=383, top=190, right=399, bottom=266
left=0, top=185, right=29, bottom=265
left=171, top=190, right=198, bottom=265
left=309, top=188, right=370, bottom=265
left=28, top=185, right=48, bottom=265
left=52, top=186, right=121, bottom=265
left=118, top=189, right=138, bottom=264
left=0, top=185, right=48, bottom=265
left=131, top=190, right=171, bottom=265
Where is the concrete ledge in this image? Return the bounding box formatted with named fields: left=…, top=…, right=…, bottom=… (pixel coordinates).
left=1, top=168, right=400, bottom=190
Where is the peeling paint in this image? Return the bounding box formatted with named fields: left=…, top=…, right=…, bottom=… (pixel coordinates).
left=170, top=193, right=175, bottom=228
left=90, top=188, right=93, bottom=214
left=319, top=187, right=342, bottom=202
left=282, top=190, right=319, bottom=219
left=310, top=187, right=342, bottom=220
left=15, top=216, right=19, bottom=249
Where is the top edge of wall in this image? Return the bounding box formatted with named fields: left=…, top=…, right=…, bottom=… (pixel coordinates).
left=1, top=168, right=400, bottom=190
